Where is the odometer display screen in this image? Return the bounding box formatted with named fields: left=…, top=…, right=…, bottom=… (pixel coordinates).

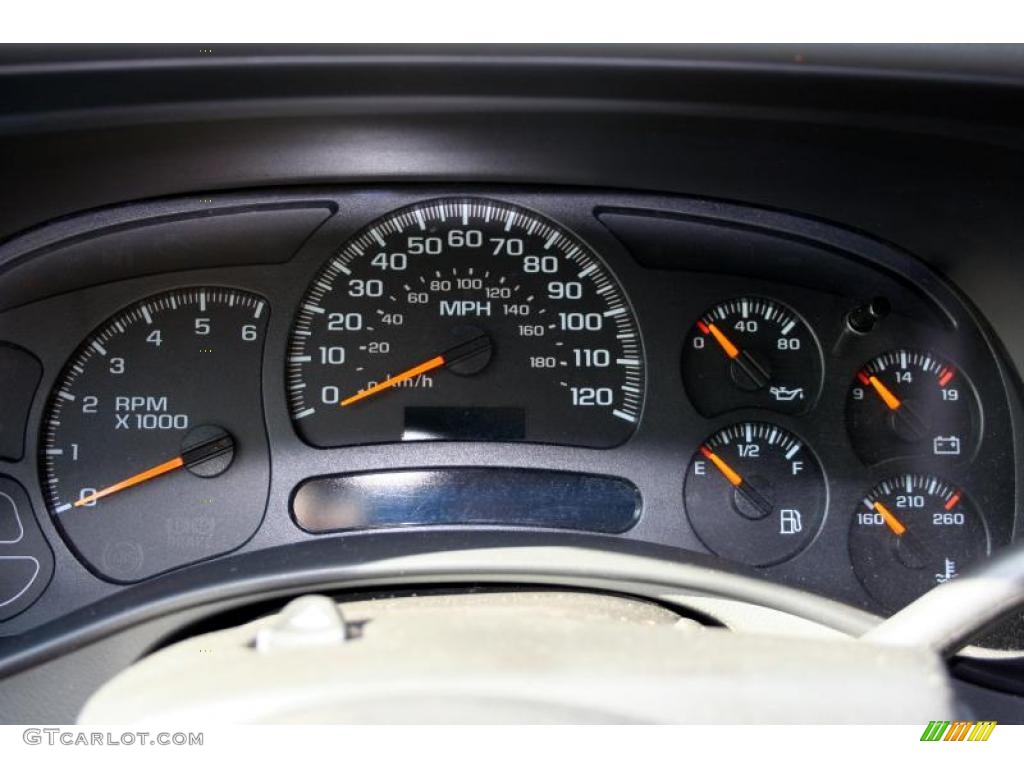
left=287, top=198, right=645, bottom=448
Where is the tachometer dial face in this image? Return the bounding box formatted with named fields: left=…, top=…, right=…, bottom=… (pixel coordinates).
left=846, top=350, right=978, bottom=465
left=850, top=474, right=989, bottom=610
left=287, top=198, right=645, bottom=448
left=40, top=288, right=271, bottom=583
left=682, top=298, right=821, bottom=416
left=684, top=422, right=826, bottom=566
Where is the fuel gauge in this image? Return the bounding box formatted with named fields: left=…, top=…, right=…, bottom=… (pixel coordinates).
left=684, top=422, right=826, bottom=566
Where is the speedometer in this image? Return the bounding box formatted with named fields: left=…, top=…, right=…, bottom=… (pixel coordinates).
left=286, top=198, right=645, bottom=448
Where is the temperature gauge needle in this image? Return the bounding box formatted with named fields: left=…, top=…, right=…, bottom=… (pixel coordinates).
left=340, top=333, right=492, bottom=407
left=73, top=430, right=235, bottom=508
left=700, top=445, right=773, bottom=519
left=872, top=500, right=907, bottom=536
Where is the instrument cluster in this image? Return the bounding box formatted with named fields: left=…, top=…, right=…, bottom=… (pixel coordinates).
left=0, top=189, right=1019, bottom=637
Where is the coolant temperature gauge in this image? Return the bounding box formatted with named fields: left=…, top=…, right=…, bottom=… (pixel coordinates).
left=849, top=475, right=989, bottom=610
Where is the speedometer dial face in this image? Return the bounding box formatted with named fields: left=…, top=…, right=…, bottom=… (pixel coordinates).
left=40, top=288, right=271, bottom=583
left=287, top=199, right=645, bottom=448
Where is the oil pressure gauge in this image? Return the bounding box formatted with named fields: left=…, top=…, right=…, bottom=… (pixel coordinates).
left=682, top=298, right=822, bottom=416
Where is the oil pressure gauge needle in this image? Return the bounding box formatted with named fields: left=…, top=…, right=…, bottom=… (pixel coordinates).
left=698, top=321, right=771, bottom=390
left=73, top=430, right=235, bottom=507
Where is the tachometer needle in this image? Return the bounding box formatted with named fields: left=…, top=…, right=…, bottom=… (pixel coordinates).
left=72, top=429, right=235, bottom=508
left=74, top=456, right=184, bottom=507
left=340, top=333, right=492, bottom=407
left=872, top=500, right=907, bottom=537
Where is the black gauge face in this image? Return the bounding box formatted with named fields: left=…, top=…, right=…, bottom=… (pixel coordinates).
left=846, top=350, right=978, bottom=466
left=850, top=474, right=989, bottom=611
left=684, top=422, right=826, bottom=566
left=40, top=288, right=271, bottom=583
left=287, top=198, right=645, bottom=448
left=682, top=298, right=821, bottom=416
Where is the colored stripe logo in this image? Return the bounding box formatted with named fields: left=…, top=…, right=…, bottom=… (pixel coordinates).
left=921, top=721, right=997, bottom=741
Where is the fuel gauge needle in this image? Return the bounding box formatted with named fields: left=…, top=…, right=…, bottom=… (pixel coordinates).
left=700, top=445, right=773, bottom=519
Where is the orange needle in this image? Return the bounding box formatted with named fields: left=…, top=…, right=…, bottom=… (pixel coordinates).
left=706, top=322, right=740, bottom=359
left=700, top=446, right=743, bottom=487
left=341, top=355, right=446, bottom=407
left=74, top=455, right=185, bottom=507
left=873, top=501, right=907, bottom=536
left=866, top=374, right=902, bottom=411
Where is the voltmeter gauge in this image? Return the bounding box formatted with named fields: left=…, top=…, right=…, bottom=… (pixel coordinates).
left=684, top=422, right=826, bottom=566
left=682, top=298, right=822, bottom=416
left=846, top=349, right=979, bottom=465
left=850, top=474, right=989, bottom=610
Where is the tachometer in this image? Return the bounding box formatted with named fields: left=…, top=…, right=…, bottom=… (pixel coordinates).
left=40, top=288, right=270, bottom=583
left=286, top=198, right=645, bottom=448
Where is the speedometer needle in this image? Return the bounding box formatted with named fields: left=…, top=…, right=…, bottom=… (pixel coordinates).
left=340, top=333, right=492, bottom=407
left=341, top=355, right=446, bottom=407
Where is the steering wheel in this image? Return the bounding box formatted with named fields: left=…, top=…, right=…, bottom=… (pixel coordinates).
left=72, top=541, right=1024, bottom=724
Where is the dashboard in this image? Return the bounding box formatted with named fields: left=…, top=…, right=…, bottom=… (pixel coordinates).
left=0, top=185, right=1020, bottom=638
left=1, top=45, right=1024, bottom=721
